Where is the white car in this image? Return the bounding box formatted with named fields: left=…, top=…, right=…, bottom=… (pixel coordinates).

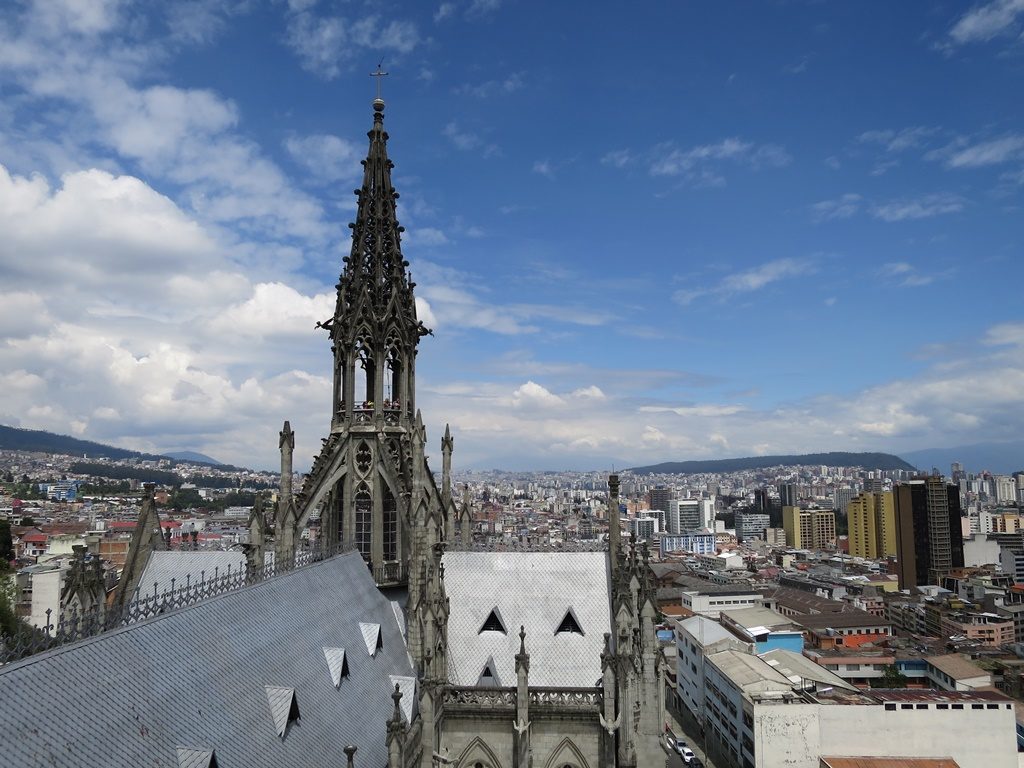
left=663, top=733, right=696, bottom=762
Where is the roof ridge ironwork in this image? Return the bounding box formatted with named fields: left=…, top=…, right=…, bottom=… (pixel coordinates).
left=0, top=539, right=358, bottom=667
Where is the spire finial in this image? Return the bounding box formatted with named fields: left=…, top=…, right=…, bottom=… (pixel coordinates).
left=391, top=682, right=403, bottom=722
left=371, top=58, right=388, bottom=111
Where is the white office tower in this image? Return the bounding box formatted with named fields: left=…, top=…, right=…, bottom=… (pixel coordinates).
left=701, top=498, right=715, bottom=529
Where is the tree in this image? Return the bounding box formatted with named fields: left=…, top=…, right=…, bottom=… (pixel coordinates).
left=19, top=516, right=35, bottom=527
left=0, top=521, right=12, bottom=563
left=0, top=572, right=46, bottom=650
left=3, top=471, right=13, bottom=483
left=874, top=664, right=908, bottom=689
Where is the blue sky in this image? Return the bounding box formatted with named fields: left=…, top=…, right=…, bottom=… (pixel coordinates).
left=0, top=0, right=1023, bottom=470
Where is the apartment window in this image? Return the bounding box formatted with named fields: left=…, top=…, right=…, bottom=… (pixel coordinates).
left=972, top=704, right=984, bottom=710
left=916, top=704, right=928, bottom=710
left=901, top=704, right=913, bottom=710
left=952, top=704, right=964, bottom=710
left=884, top=703, right=896, bottom=711
left=987, top=704, right=999, bottom=710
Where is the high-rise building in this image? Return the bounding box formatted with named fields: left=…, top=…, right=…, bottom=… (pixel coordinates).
left=700, top=498, right=716, bottom=529
left=894, top=478, right=966, bottom=589
left=833, top=488, right=855, bottom=515
left=994, top=476, right=1017, bottom=504
left=847, top=491, right=897, bottom=559
left=628, top=515, right=659, bottom=542
left=753, top=488, right=770, bottom=512
left=734, top=511, right=770, bottom=543
left=782, top=506, right=836, bottom=550
left=778, top=483, right=799, bottom=507
left=863, top=478, right=884, bottom=494
left=649, top=486, right=672, bottom=513
left=668, top=499, right=701, bottom=533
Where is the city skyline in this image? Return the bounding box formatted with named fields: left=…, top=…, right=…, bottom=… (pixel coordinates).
left=1, top=2, right=1023, bottom=471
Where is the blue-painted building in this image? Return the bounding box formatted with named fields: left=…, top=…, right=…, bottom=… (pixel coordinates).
left=43, top=481, right=80, bottom=502
left=660, top=532, right=716, bottom=557
left=719, top=605, right=806, bottom=654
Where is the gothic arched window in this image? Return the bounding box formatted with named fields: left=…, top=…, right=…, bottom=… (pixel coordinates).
left=355, top=483, right=372, bottom=560
left=382, top=486, right=397, bottom=562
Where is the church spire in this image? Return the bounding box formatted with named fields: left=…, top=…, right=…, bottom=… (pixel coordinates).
left=324, top=97, right=430, bottom=429
left=333, top=98, right=423, bottom=335
left=288, top=89, right=450, bottom=588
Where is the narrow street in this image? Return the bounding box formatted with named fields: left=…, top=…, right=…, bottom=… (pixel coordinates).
left=663, top=696, right=719, bottom=768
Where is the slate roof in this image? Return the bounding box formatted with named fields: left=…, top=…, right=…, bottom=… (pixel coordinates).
left=1, top=550, right=412, bottom=768
left=441, top=550, right=611, bottom=688
left=134, top=550, right=249, bottom=597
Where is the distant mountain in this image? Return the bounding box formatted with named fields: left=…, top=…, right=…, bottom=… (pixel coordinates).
left=0, top=425, right=246, bottom=472
left=628, top=451, right=916, bottom=475
left=0, top=424, right=163, bottom=461
left=899, top=441, right=1024, bottom=476
left=164, top=450, right=223, bottom=466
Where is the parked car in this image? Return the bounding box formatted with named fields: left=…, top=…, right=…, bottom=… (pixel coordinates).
left=677, top=744, right=695, bottom=763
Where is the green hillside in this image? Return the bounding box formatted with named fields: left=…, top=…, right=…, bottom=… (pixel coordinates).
left=628, top=451, right=915, bottom=474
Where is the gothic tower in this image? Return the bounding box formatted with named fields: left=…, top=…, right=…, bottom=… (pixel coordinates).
left=280, top=95, right=454, bottom=589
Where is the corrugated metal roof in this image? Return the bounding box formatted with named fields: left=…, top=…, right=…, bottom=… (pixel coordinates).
left=759, top=649, right=857, bottom=691
left=821, top=758, right=960, bottom=768
left=441, top=551, right=611, bottom=688
left=1, top=551, right=413, bottom=768
left=927, top=653, right=989, bottom=681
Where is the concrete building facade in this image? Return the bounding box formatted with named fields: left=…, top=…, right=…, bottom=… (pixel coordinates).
left=783, top=506, right=837, bottom=550
left=894, top=478, right=966, bottom=589
left=847, top=491, right=896, bottom=559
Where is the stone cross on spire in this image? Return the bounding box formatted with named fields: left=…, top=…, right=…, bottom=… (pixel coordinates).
left=370, top=59, right=388, bottom=104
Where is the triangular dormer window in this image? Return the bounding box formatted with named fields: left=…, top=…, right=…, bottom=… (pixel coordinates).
left=264, top=686, right=300, bottom=738
left=176, top=747, right=217, bottom=768
left=323, top=647, right=349, bottom=688
left=556, top=608, right=584, bottom=636
left=476, top=656, right=501, bottom=687
left=478, top=607, right=507, bottom=634
left=359, top=622, right=382, bottom=656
